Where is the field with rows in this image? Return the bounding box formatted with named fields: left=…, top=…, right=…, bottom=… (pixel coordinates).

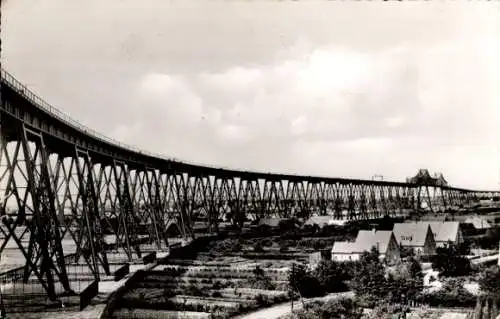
left=111, top=255, right=294, bottom=319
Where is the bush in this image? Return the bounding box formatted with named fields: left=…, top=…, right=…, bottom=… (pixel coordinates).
left=254, top=242, right=264, bottom=252
left=284, top=298, right=363, bottom=319
left=288, top=264, right=325, bottom=298
left=313, top=260, right=350, bottom=293
left=247, top=266, right=276, bottom=290
left=478, top=266, right=500, bottom=297
left=431, top=245, right=472, bottom=277
left=255, top=294, right=269, bottom=307
left=417, top=279, right=476, bottom=308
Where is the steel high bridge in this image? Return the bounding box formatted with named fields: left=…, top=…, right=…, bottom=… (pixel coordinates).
left=0, top=68, right=499, bottom=312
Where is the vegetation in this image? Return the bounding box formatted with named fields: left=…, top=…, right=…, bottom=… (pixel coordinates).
left=283, top=298, right=363, bottom=319
left=114, top=255, right=292, bottom=318
left=246, top=266, right=276, bottom=290
left=288, top=263, right=325, bottom=298
left=416, top=278, right=476, bottom=308
left=365, top=303, right=411, bottom=319
left=349, top=248, right=424, bottom=307
left=431, top=244, right=472, bottom=277
left=312, top=260, right=351, bottom=293
left=350, top=247, right=387, bottom=303
left=478, top=266, right=500, bottom=298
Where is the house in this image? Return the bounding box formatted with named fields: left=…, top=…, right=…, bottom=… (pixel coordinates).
left=464, top=216, right=492, bottom=230
left=393, top=223, right=436, bottom=256
left=331, top=229, right=400, bottom=264
left=419, top=221, right=464, bottom=247
left=257, top=218, right=285, bottom=228
left=304, top=216, right=347, bottom=228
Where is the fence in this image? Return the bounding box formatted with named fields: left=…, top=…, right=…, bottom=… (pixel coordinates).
left=0, top=254, right=99, bottom=313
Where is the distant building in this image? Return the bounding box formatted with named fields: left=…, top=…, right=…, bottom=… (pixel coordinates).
left=304, top=216, right=347, bottom=228
left=393, top=223, right=436, bottom=256
left=464, top=216, right=492, bottom=230
left=257, top=218, right=285, bottom=228
left=331, top=229, right=400, bottom=264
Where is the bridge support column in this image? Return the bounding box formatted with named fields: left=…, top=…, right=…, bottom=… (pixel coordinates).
left=73, top=147, right=110, bottom=278
left=112, top=161, right=140, bottom=261
left=20, top=126, right=72, bottom=299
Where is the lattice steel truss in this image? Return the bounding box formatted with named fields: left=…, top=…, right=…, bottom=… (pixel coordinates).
left=0, top=68, right=498, bottom=302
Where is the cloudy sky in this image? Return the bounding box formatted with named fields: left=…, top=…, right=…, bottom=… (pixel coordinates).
left=3, top=0, right=500, bottom=190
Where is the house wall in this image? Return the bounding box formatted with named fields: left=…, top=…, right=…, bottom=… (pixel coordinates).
left=423, top=229, right=436, bottom=255
left=456, top=227, right=464, bottom=244
left=384, top=236, right=401, bottom=265
left=309, top=252, right=323, bottom=270
left=332, top=253, right=361, bottom=262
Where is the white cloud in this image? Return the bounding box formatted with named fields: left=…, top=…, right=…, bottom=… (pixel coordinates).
left=117, top=35, right=500, bottom=189
left=4, top=0, right=500, bottom=189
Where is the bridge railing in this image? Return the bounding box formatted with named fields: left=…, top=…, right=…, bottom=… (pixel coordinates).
left=1, top=68, right=236, bottom=172
left=1, top=69, right=151, bottom=155
left=2, top=68, right=500, bottom=193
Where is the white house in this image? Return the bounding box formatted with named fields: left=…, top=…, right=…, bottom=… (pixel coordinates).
left=304, top=216, right=347, bottom=228
left=464, top=216, right=492, bottom=230
left=393, top=223, right=436, bottom=256
left=418, top=221, right=463, bottom=248
left=331, top=229, right=400, bottom=264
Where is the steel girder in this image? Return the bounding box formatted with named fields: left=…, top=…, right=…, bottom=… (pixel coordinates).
left=1, top=68, right=499, bottom=304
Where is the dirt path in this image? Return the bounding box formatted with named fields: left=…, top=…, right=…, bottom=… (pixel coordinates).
left=233, top=291, right=354, bottom=319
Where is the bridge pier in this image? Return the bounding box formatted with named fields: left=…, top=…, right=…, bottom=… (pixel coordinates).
left=0, top=67, right=499, bottom=314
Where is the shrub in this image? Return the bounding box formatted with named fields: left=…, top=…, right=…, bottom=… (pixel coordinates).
left=288, top=263, right=325, bottom=298
left=478, top=266, right=500, bottom=297
left=417, top=278, right=476, bottom=308
left=255, top=294, right=269, bottom=307
left=284, top=298, right=363, bottom=319
left=313, top=260, right=350, bottom=293
left=254, top=242, right=264, bottom=252
left=431, top=245, right=472, bottom=277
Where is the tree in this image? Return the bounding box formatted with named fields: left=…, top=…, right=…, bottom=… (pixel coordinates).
left=431, top=245, right=472, bottom=277
left=288, top=263, right=325, bottom=298
left=313, top=260, right=349, bottom=293
left=350, top=247, right=387, bottom=298
left=478, top=266, right=500, bottom=297
left=406, top=257, right=424, bottom=298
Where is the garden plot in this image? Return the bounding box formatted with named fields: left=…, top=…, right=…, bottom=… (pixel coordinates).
left=112, top=256, right=293, bottom=319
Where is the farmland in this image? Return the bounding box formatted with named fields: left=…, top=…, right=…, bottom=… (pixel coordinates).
left=111, top=254, right=295, bottom=319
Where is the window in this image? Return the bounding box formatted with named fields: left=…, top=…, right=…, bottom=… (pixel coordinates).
left=401, top=235, right=413, bottom=241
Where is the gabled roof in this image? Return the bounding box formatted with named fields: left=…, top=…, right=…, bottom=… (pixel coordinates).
left=332, top=241, right=359, bottom=254
left=356, top=230, right=393, bottom=254
left=464, top=216, right=492, bottom=229
left=304, top=216, right=334, bottom=226
left=419, top=221, right=460, bottom=243
left=393, top=223, right=432, bottom=247
left=332, top=229, right=394, bottom=255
